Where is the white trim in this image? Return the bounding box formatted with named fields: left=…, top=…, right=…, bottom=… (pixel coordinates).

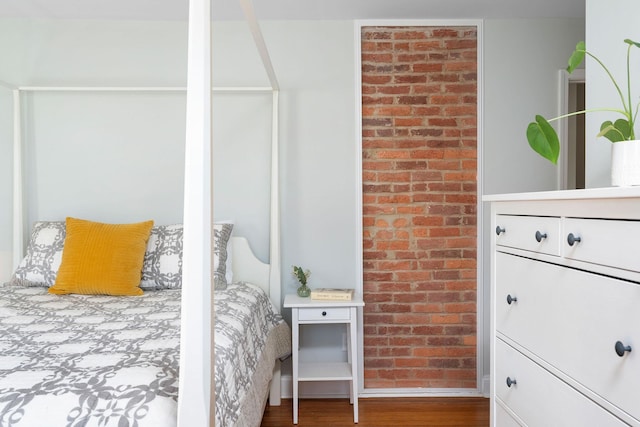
left=360, top=387, right=484, bottom=398
left=280, top=374, right=485, bottom=399
left=354, top=19, right=485, bottom=395
left=558, top=68, right=586, bottom=190
left=481, top=374, right=490, bottom=397
left=356, top=18, right=489, bottom=28
left=353, top=20, right=365, bottom=397
left=475, top=19, right=485, bottom=397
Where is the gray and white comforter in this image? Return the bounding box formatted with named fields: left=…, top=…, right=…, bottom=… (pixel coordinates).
left=214, top=283, right=291, bottom=427
left=0, top=285, right=180, bottom=427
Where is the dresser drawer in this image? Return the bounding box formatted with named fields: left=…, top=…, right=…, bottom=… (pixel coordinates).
left=563, top=218, right=640, bottom=273
left=298, top=307, right=351, bottom=321
left=495, top=215, right=561, bottom=256
left=494, top=403, right=523, bottom=427
left=495, top=339, right=628, bottom=427
left=496, top=252, right=640, bottom=421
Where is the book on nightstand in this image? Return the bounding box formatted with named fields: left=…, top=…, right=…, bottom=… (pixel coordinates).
left=310, top=288, right=355, bottom=301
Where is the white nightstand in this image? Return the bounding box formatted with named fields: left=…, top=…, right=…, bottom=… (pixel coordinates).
left=283, top=293, right=365, bottom=424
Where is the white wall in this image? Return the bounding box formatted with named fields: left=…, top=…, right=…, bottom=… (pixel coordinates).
left=585, top=0, right=640, bottom=187
left=483, top=17, right=585, bottom=381
left=0, top=18, right=190, bottom=285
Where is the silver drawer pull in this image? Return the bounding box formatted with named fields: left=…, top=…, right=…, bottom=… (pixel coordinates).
left=615, top=341, right=632, bottom=357
left=535, top=230, right=547, bottom=242
left=506, top=294, right=517, bottom=305
left=496, top=226, right=506, bottom=236
left=567, top=233, right=581, bottom=246
left=506, top=377, right=517, bottom=388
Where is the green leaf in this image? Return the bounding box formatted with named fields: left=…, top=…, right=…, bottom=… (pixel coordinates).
left=598, top=119, right=631, bottom=142
left=624, top=39, right=640, bottom=48
left=527, top=115, right=560, bottom=164
left=567, top=41, right=586, bottom=73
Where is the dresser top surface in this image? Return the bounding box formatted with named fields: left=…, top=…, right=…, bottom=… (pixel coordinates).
left=483, top=186, right=640, bottom=203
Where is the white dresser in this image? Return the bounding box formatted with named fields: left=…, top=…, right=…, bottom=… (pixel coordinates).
left=486, top=188, right=640, bottom=427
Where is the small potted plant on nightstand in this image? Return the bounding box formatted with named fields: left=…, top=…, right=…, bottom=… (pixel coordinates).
left=292, top=265, right=311, bottom=297
left=527, top=38, right=640, bottom=186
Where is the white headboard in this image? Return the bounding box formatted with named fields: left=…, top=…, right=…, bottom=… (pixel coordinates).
left=230, top=236, right=271, bottom=297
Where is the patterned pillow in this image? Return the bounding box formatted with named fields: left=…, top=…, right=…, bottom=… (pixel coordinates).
left=10, top=221, right=66, bottom=287
left=140, top=224, right=184, bottom=290
left=214, top=222, right=234, bottom=290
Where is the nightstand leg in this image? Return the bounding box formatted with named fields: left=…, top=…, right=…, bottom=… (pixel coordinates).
left=350, top=307, right=359, bottom=423
left=346, top=323, right=353, bottom=404
left=292, top=311, right=299, bottom=424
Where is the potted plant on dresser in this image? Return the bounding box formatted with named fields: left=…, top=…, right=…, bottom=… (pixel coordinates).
left=527, top=38, right=640, bottom=186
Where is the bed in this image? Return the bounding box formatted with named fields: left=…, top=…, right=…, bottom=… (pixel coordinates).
left=215, top=237, right=291, bottom=427
left=0, top=220, right=290, bottom=427
left=1, top=1, right=283, bottom=424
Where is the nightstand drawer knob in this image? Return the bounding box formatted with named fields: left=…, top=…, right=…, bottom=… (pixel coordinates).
left=506, top=294, right=517, bottom=305
left=496, top=226, right=506, bottom=235
left=535, top=230, right=547, bottom=242
left=322, top=311, right=327, bottom=316
left=506, top=377, right=517, bottom=388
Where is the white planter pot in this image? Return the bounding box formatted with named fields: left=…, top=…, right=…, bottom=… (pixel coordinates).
left=611, top=139, right=640, bottom=186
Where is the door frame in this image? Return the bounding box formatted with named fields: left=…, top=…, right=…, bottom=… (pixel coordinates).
left=557, top=68, right=586, bottom=190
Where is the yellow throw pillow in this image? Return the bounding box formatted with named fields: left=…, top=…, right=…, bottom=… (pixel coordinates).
left=49, top=217, right=154, bottom=296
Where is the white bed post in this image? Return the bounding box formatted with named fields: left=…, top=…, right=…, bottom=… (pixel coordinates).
left=12, top=89, right=23, bottom=269
left=268, top=89, right=282, bottom=406
left=178, top=0, right=212, bottom=425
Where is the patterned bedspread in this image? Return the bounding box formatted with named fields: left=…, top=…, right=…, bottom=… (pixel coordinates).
left=0, top=285, right=180, bottom=427
left=214, top=283, right=291, bottom=427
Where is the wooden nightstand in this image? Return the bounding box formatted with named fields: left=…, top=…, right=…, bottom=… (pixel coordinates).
left=283, top=293, right=365, bottom=424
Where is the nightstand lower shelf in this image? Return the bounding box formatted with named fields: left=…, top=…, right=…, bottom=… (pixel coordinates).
left=299, top=362, right=353, bottom=381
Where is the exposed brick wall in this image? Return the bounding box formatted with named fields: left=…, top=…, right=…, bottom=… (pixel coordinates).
left=361, top=26, right=477, bottom=389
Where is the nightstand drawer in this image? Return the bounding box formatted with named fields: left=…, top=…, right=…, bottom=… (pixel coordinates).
left=298, top=307, right=351, bottom=321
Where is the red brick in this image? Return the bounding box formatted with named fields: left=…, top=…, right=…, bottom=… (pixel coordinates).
left=363, top=25, right=477, bottom=390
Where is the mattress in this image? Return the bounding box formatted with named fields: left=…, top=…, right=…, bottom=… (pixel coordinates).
left=214, top=282, right=291, bottom=427
left=0, top=285, right=181, bottom=427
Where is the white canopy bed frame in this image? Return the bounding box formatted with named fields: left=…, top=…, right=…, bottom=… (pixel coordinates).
left=0, top=0, right=282, bottom=424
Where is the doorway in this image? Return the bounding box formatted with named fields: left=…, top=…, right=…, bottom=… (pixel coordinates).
left=560, top=69, right=586, bottom=189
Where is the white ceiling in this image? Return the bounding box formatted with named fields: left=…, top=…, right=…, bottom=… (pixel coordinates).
left=0, top=0, right=585, bottom=21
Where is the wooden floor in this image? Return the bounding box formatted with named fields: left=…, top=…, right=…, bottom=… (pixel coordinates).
left=261, top=397, right=490, bottom=427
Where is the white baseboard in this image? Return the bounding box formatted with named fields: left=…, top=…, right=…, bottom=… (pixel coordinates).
left=482, top=375, right=490, bottom=397
left=280, top=375, right=487, bottom=399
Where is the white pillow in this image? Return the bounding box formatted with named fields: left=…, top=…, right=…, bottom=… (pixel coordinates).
left=10, top=221, right=66, bottom=287
left=213, top=222, right=234, bottom=290
left=140, top=224, right=183, bottom=290
left=215, top=220, right=234, bottom=284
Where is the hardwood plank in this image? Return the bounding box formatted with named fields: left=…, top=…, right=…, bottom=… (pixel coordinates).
left=261, top=397, right=490, bottom=426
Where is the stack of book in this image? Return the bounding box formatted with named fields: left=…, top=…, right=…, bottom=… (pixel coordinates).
left=310, top=288, right=355, bottom=301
